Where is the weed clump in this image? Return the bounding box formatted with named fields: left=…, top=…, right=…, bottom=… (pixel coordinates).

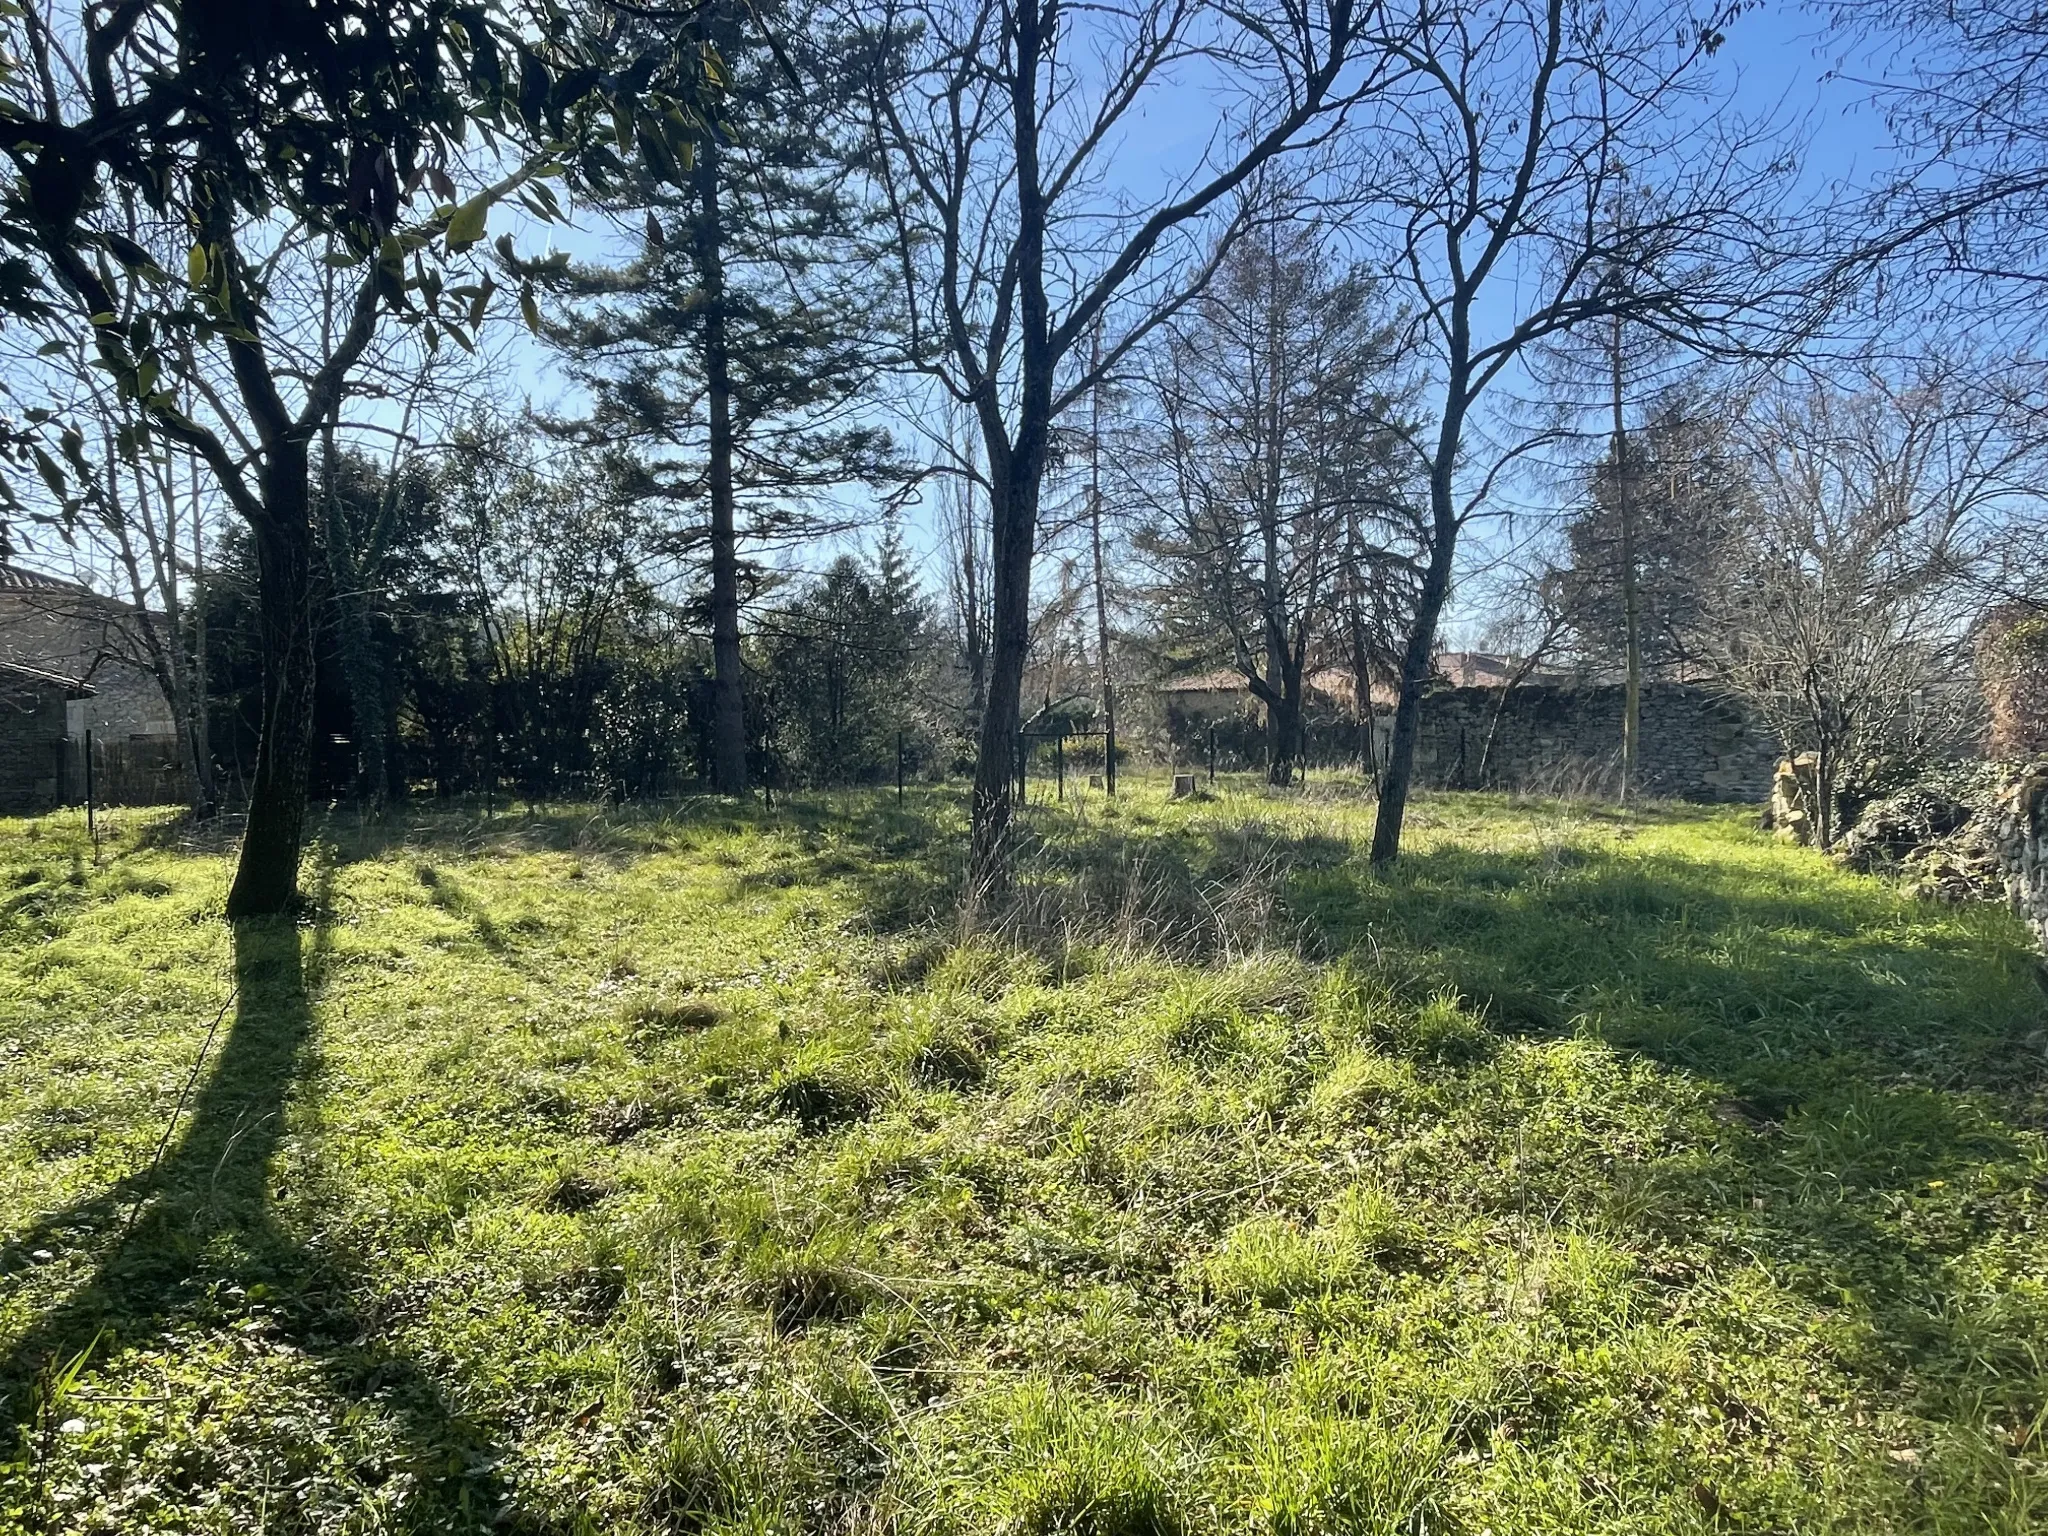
left=911, top=1030, right=986, bottom=1089
left=544, top=1168, right=614, bottom=1213
left=629, top=993, right=725, bottom=1039
left=772, top=1071, right=875, bottom=1132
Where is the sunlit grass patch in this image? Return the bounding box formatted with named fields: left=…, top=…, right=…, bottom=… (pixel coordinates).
left=0, top=783, right=2043, bottom=1532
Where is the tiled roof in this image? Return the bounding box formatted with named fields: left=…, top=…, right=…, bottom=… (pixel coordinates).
left=1158, top=668, right=1248, bottom=693
left=0, top=563, right=95, bottom=595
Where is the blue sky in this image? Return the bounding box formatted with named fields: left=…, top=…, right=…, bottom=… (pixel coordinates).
left=15, top=1, right=1923, bottom=644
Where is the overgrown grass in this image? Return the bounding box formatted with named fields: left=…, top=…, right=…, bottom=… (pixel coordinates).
left=0, top=780, right=2043, bottom=1533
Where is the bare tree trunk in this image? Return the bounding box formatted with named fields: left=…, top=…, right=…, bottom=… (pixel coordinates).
left=103, top=433, right=216, bottom=815
left=970, top=450, right=1043, bottom=898
left=1342, top=509, right=1382, bottom=791
left=1612, top=313, right=1641, bottom=803
left=1373, top=400, right=1464, bottom=866
left=1278, top=663, right=1304, bottom=784
left=1260, top=224, right=1291, bottom=786
left=185, top=376, right=214, bottom=809
left=1476, top=632, right=1562, bottom=786
left=964, top=530, right=987, bottom=720
left=319, top=418, right=390, bottom=815
left=967, top=0, right=1056, bottom=902
left=693, top=31, right=748, bottom=796
left=1263, top=594, right=1289, bottom=787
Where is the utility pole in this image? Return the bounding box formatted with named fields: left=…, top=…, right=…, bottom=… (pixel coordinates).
left=1087, top=321, right=1117, bottom=795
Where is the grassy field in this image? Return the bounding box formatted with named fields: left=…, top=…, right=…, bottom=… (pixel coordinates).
left=0, top=779, right=2043, bottom=1534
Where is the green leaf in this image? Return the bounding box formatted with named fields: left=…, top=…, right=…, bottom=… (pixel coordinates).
left=31, top=446, right=66, bottom=501
left=636, top=120, right=681, bottom=185
left=518, top=285, right=540, bottom=334
left=447, top=195, right=489, bottom=248
left=104, top=232, right=159, bottom=274
left=187, top=244, right=207, bottom=287
left=524, top=181, right=562, bottom=221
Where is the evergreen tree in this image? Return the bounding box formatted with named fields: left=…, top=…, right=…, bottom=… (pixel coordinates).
left=316, top=449, right=438, bottom=809
left=545, top=0, right=900, bottom=795
left=1555, top=391, right=1745, bottom=676
left=759, top=523, right=930, bottom=784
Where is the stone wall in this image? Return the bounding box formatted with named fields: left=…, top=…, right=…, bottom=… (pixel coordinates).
left=0, top=673, right=68, bottom=811
left=1410, top=681, right=1780, bottom=803
left=1989, top=764, right=2048, bottom=953
left=1160, top=678, right=1781, bottom=802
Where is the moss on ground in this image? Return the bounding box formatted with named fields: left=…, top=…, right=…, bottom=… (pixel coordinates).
left=0, top=781, right=2042, bottom=1533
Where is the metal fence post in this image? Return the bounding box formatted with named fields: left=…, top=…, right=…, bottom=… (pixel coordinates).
left=1104, top=682, right=1117, bottom=797
left=84, top=728, right=97, bottom=857
left=1207, top=723, right=1216, bottom=784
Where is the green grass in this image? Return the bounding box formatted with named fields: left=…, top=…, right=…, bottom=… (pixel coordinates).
left=0, top=779, right=2043, bottom=1533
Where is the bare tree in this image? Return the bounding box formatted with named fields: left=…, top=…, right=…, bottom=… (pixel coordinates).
left=857, top=0, right=1385, bottom=896
left=1826, top=0, right=2048, bottom=331
left=1127, top=211, right=1414, bottom=784
left=1349, top=0, right=1803, bottom=865
left=936, top=430, right=994, bottom=726
left=1697, top=363, right=2041, bottom=846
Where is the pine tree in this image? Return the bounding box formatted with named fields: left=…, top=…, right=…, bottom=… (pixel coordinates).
left=759, top=526, right=930, bottom=785
left=545, top=0, right=899, bottom=794
left=1556, top=390, right=1743, bottom=677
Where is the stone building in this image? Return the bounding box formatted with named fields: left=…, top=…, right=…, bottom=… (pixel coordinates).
left=0, top=661, right=84, bottom=811
left=0, top=564, right=181, bottom=809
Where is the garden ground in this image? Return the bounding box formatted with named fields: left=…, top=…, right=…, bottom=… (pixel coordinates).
left=0, top=780, right=2043, bottom=1533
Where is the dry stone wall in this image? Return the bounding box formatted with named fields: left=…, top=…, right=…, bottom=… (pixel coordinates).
left=1990, top=764, right=2048, bottom=952
left=1410, top=681, right=1780, bottom=803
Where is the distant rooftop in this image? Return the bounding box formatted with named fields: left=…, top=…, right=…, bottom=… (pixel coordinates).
left=0, top=657, right=93, bottom=691
left=0, top=562, right=97, bottom=597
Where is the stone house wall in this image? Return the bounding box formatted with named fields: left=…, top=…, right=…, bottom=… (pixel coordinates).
left=0, top=671, right=70, bottom=811
left=0, top=588, right=175, bottom=739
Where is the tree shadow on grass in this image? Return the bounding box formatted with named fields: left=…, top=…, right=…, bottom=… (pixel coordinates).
left=0, top=891, right=538, bottom=1532
left=1299, top=833, right=2048, bottom=1448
